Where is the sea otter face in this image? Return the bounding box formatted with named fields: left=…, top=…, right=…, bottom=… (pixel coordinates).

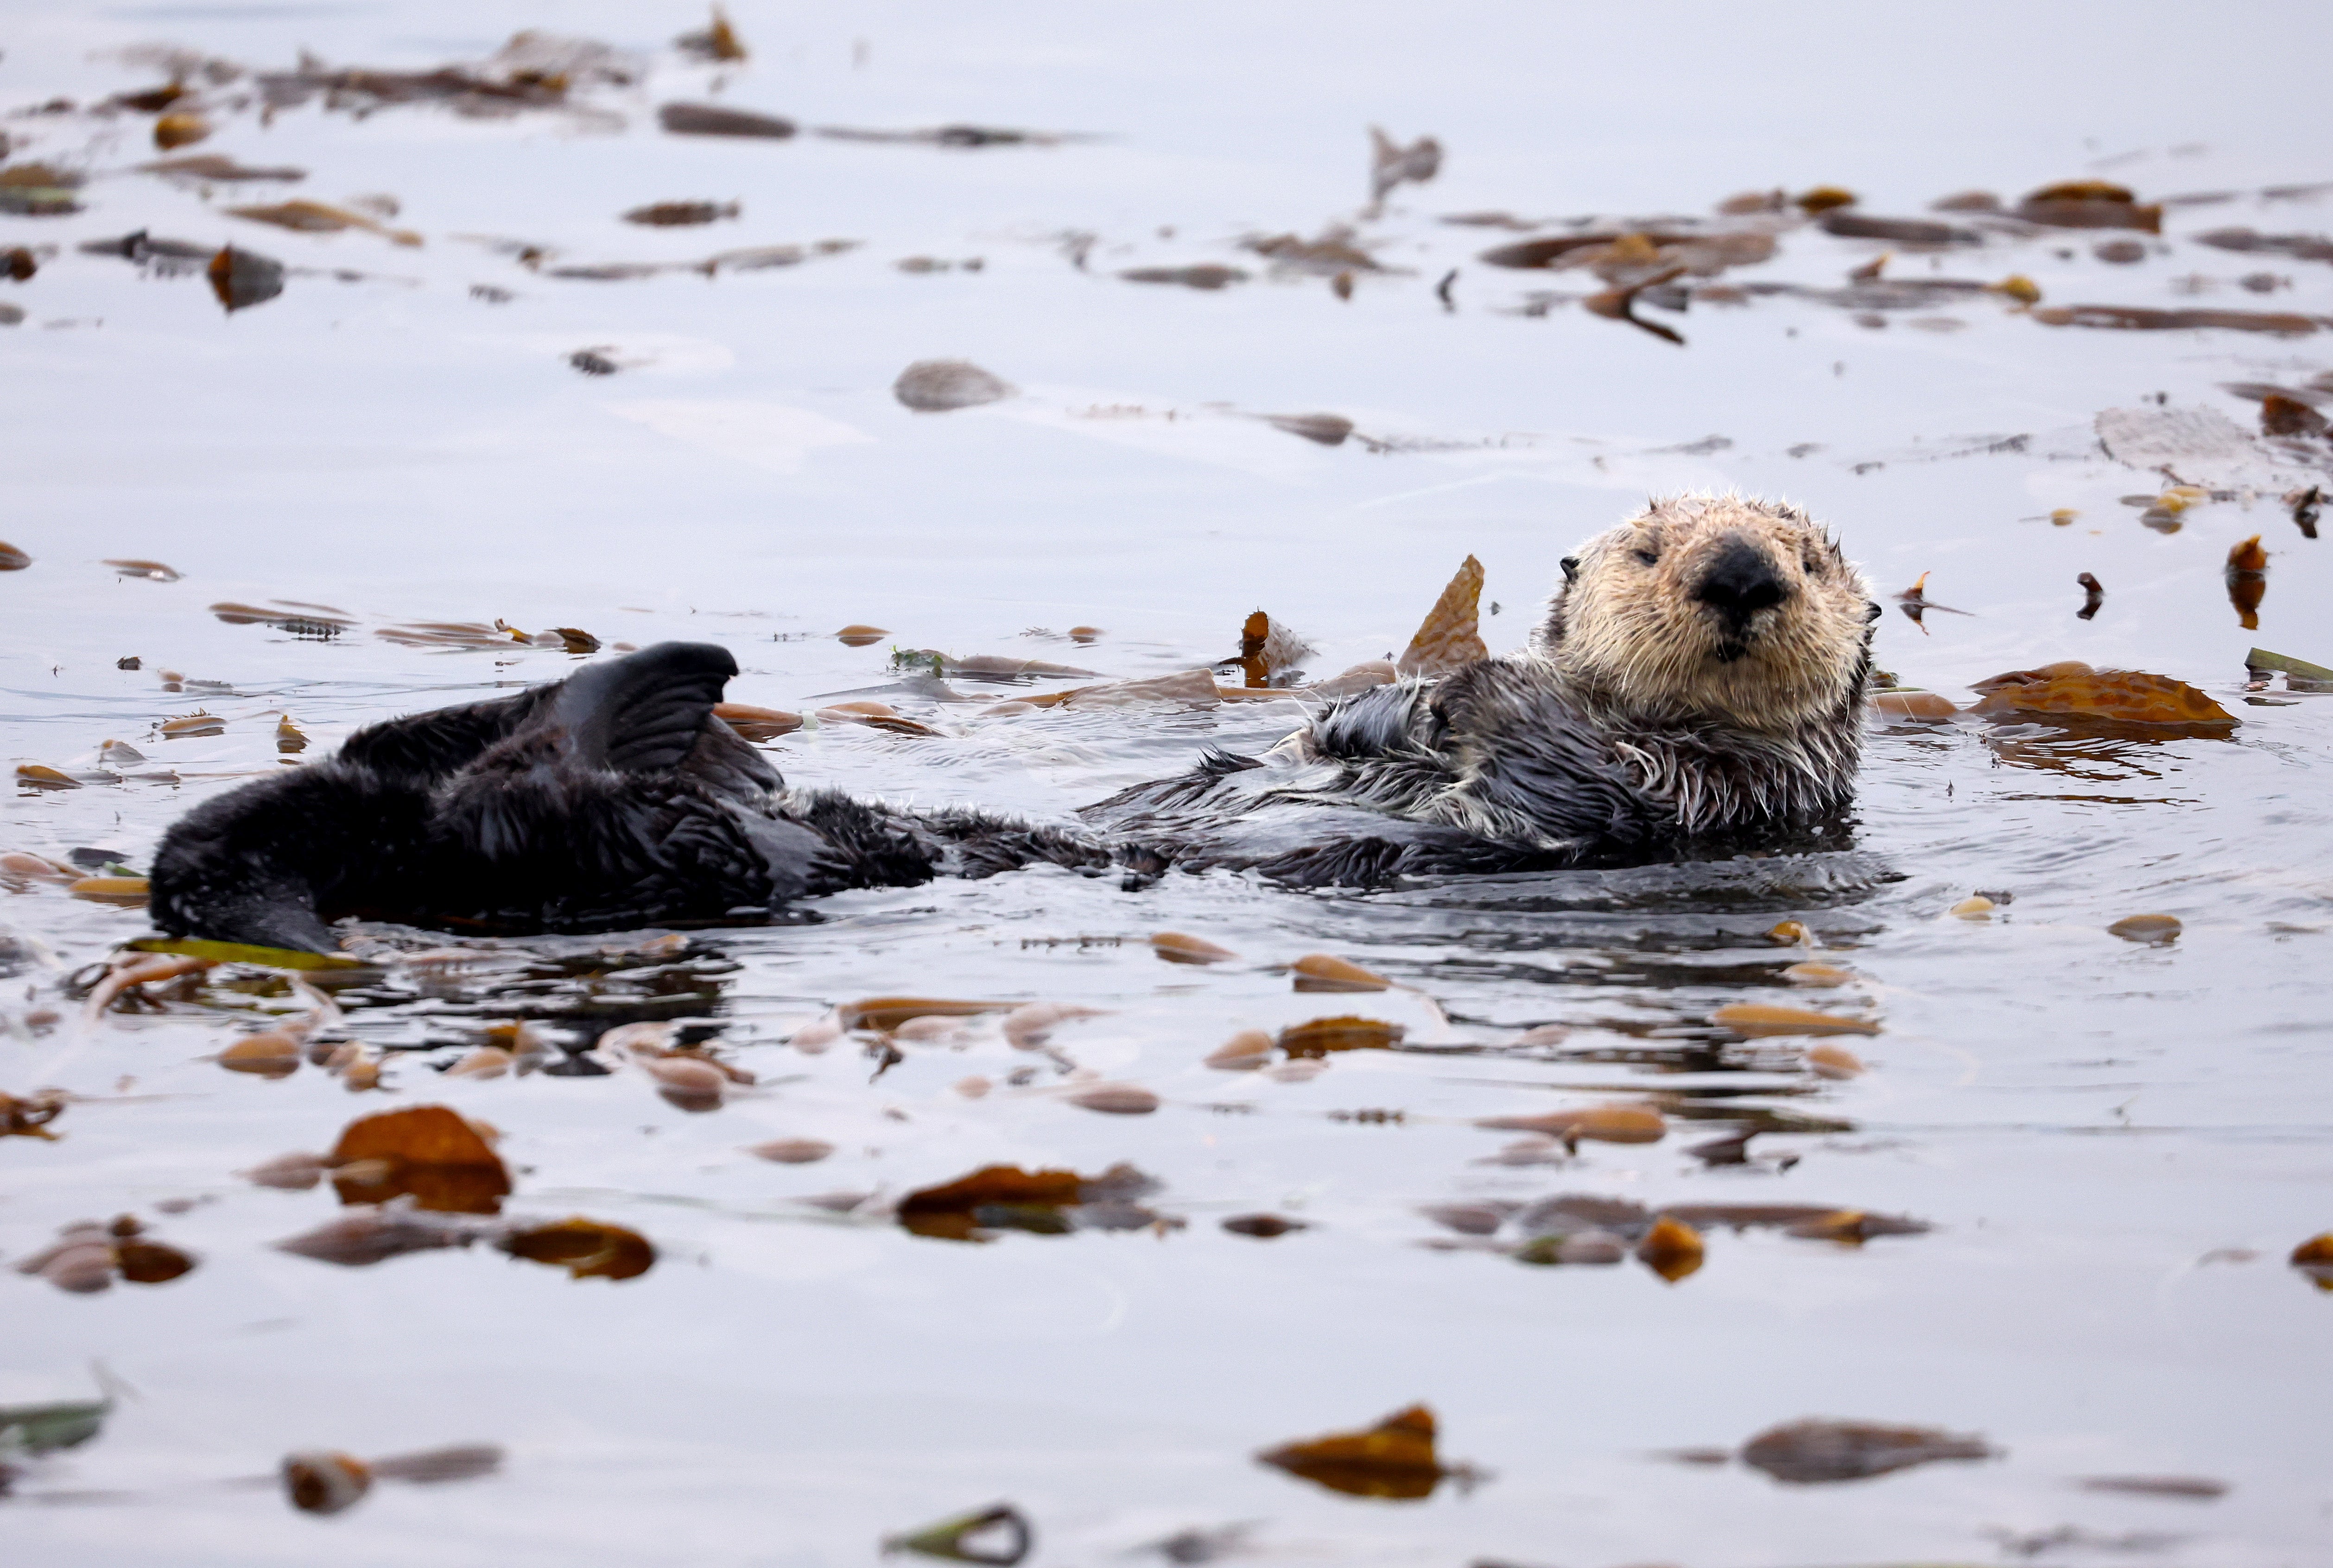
left=1534, top=493, right=1877, bottom=731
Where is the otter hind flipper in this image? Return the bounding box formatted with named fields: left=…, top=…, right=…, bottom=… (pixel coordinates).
left=543, top=641, right=740, bottom=774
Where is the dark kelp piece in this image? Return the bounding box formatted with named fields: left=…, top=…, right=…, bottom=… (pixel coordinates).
left=896, top=1162, right=1162, bottom=1242
left=208, top=245, right=286, bottom=312
left=1740, top=1417, right=1995, bottom=1483
left=659, top=102, right=796, bottom=138
left=496, top=1217, right=655, bottom=1279
left=2031, top=305, right=2317, bottom=335
left=1256, top=1405, right=1450, bottom=1500
left=2193, top=227, right=2333, bottom=264
left=1819, top=212, right=1979, bottom=246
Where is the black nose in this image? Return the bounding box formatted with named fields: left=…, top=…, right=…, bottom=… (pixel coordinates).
left=1692, top=537, right=1790, bottom=628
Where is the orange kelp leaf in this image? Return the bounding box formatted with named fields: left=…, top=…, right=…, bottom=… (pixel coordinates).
left=1636, top=1215, right=1705, bottom=1282
left=153, top=112, right=209, bottom=150
left=1805, top=1043, right=1865, bottom=1079
left=1001, top=1002, right=1105, bottom=1049
left=1872, top=690, right=1957, bottom=718
left=1795, top=186, right=1858, bottom=212
left=1277, top=1016, right=1405, bottom=1056
left=714, top=702, right=802, bottom=740
left=68, top=877, right=149, bottom=906
left=0, top=541, right=31, bottom=569
left=1475, top=1105, right=1667, bottom=1144
left=1256, top=1405, right=1447, bottom=1500
left=1, top=1089, right=67, bottom=1139
left=1150, top=931, right=1237, bottom=964
left=1233, top=609, right=1271, bottom=685
left=1398, top=556, right=1488, bottom=676
left=218, top=1031, right=303, bottom=1078
left=2292, top=1234, right=2333, bottom=1290
left=2108, top=914, right=2181, bottom=944
left=896, top=1162, right=1157, bottom=1242
left=836, top=624, right=889, bottom=646
left=839, top=997, right=1016, bottom=1031
left=2226, top=535, right=2268, bottom=629
left=106, top=557, right=180, bottom=581
left=159, top=710, right=224, bottom=736
left=1067, top=1084, right=1160, bottom=1115
left=1288, top=953, right=1392, bottom=992
left=1, top=851, right=76, bottom=884
left=1205, top=1030, right=1276, bottom=1069
left=16, top=765, right=82, bottom=789
left=276, top=714, right=308, bottom=753
left=1712, top=1003, right=1879, bottom=1038
left=1739, top=1418, right=1995, bottom=1484
left=329, top=1104, right=510, bottom=1214
left=1783, top=961, right=1854, bottom=986
left=498, top=1218, right=654, bottom=1280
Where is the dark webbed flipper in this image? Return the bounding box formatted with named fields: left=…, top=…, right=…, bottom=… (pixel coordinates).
left=540, top=641, right=739, bottom=774
left=422, top=643, right=805, bottom=929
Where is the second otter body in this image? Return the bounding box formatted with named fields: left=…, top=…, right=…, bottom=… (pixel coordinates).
left=148, top=494, right=1876, bottom=950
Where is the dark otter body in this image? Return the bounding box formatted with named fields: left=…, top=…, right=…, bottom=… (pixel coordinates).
left=150, top=643, right=1108, bottom=952
left=152, top=496, right=1876, bottom=950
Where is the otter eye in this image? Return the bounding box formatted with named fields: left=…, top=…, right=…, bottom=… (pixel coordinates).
left=1560, top=556, right=1580, bottom=583
left=1863, top=601, right=1882, bottom=623
left=1633, top=549, right=1659, bottom=567
left=1803, top=551, right=1824, bottom=575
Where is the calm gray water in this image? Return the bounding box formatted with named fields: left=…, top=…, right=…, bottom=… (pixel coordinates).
left=3, top=1, right=2330, bottom=1562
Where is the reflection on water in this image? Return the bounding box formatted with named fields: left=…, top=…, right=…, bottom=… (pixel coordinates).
left=4, top=0, right=2333, bottom=1561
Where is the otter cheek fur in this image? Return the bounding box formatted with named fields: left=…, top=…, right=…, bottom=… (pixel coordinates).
left=1541, top=494, right=1877, bottom=738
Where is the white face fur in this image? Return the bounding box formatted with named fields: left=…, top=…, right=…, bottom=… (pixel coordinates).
left=1534, top=493, right=1878, bottom=732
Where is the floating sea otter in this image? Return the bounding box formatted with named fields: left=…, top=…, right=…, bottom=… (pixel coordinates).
left=151, top=494, right=1877, bottom=952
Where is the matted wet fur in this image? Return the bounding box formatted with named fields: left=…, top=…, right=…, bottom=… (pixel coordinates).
left=1083, top=492, right=1879, bottom=882
left=150, top=495, right=1875, bottom=949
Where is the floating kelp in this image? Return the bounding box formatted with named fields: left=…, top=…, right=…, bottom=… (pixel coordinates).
left=1256, top=1405, right=1455, bottom=1500
left=226, top=199, right=421, bottom=246
left=896, top=1162, right=1165, bottom=1242
left=894, top=359, right=1014, bottom=411
left=1738, top=1418, right=1996, bottom=1483
left=138, top=154, right=306, bottom=184
left=2033, top=305, right=2317, bottom=335
left=258, top=32, right=639, bottom=120
left=1119, top=264, right=1247, bottom=290
left=1968, top=662, right=2237, bottom=727
left=659, top=102, right=795, bottom=139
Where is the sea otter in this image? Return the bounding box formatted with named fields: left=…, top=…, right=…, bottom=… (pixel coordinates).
left=1085, top=492, right=1880, bottom=884
left=148, top=494, right=1874, bottom=951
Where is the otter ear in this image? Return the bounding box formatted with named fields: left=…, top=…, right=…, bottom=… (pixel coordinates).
left=1560, top=556, right=1580, bottom=585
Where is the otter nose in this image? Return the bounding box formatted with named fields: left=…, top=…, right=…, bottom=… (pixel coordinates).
left=1692, top=537, right=1790, bottom=628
